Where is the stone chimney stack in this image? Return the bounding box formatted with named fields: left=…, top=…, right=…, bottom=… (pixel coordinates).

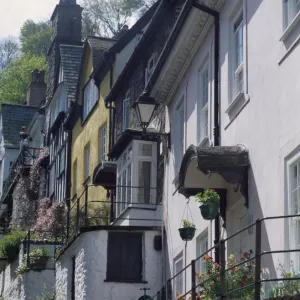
left=26, top=69, right=47, bottom=107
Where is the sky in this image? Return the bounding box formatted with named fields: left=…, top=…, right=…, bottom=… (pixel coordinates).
left=0, top=0, right=62, bottom=40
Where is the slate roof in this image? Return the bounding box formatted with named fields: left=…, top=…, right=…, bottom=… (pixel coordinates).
left=87, top=36, right=116, bottom=68
left=1, top=104, right=38, bottom=148
left=60, top=44, right=84, bottom=102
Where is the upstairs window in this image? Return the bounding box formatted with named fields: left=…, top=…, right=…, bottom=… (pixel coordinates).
left=174, top=98, right=184, bottom=173
left=106, top=232, right=143, bottom=282
left=83, top=79, right=99, bottom=121
left=84, top=143, right=90, bottom=182
left=174, top=253, right=183, bottom=296
left=99, top=125, right=107, bottom=162
left=122, top=89, right=131, bottom=131
left=116, top=140, right=157, bottom=217
left=196, top=229, right=208, bottom=274
left=145, top=53, right=157, bottom=85
left=197, top=63, right=209, bottom=144
left=232, top=13, right=244, bottom=99
left=284, top=0, right=300, bottom=28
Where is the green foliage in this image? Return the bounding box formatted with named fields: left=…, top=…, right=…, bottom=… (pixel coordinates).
left=0, top=53, right=47, bottom=104
left=195, top=252, right=256, bottom=300
left=195, top=189, right=220, bottom=206
left=82, top=0, right=146, bottom=36
left=88, top=203, right=111, bottom=226
left=181, top=219, right=195, bottom=228
left=0, top=231, right=26, bottom=262
left=37, top=284, right=56, bottom=300
left=20, top=20, right=52, bottom=56
left=268, top=263, right=300, bottom=297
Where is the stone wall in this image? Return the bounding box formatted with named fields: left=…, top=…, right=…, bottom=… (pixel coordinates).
left=56, top=229, right=163, bottom=300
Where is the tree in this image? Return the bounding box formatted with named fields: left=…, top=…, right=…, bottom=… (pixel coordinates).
left=0, top=38, right=19, bottom=70
left=0, top=54, right=47, bottom=105
left=82, top=0, right=148, bottom=36
left=20, top=20, right=52, bottom=56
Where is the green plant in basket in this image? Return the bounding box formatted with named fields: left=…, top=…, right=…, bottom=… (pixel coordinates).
left=195, top=189, right=220, bottom=220
left=182, top=219, right=195, bottom=228
left=179, top=219, right=196, bottom=241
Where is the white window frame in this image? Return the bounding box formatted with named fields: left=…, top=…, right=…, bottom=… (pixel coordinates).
left=83, top=79, right=99, bottom=121
left=116, top=140, right=157, bottom=217
left=145, top=52, right=157, bottom=85
left=122, top=90, right=131, bottom=131
left=84, top=143, right=90, bottom=181
left=174, top=97, right=185, bottom=174
left=283, top=0, right=300, bottom=28
left=58, top=64, right=64, bottom=84
left=196, top=229, right=209, bottom=275
left=287, top=153, right=300, bottom=272
left=99, top=125, right=107, bottom=162
left=197, top=61, right=210, bottom=145
left=174, top=252, right=184, bottom=297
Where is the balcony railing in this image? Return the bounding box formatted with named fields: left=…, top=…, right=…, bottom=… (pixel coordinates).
left=1, top=147, right=42, bottom=204
left=149, top=214, right=300, bottom=300
left=67, top=184, right=161, bottom=239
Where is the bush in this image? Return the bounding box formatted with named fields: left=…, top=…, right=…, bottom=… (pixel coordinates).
left=0, top=231, right=26, bottom=262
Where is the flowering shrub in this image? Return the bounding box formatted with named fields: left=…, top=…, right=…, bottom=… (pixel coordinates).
left=195, top=189, right=220, bottom=205
left=33, top=198, right=66, bottom=241
left=196, top=252, right=257, bottom=299
left=28, top=148, right=48, bottom=199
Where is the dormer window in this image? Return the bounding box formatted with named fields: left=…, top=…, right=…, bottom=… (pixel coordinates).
left=83, top=79, right=99, bottom=122
left=145, top=53, right=157, bottom=85
left=116, top=140, right=157, bottom=217
left=122, top=89, right=131, bottom=131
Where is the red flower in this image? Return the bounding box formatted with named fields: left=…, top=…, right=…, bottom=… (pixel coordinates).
left=250, top=277, right=254, bottom=281
left=241, top=281, right=246, bottom=287
left=231, top=267, right=236, bottom=273
left=243, top=252, right=249, bottom=258
left=240, top=257, right=245, bottom=261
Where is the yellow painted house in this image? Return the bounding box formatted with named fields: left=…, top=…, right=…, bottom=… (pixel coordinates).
left=70, top=37, right=115, bottom=225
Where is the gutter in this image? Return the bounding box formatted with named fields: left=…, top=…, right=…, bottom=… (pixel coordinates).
left=191, top=0, right=221, bottom=263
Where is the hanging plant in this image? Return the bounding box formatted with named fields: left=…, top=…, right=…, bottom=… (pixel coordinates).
left=178, top=219, right=196, bottom=241
left=195, top=189, right=220, bottom=220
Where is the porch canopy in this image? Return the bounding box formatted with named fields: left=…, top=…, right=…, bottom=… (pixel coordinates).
left=92, top=161, right=117, bottom=189
left=177, top=144, right=250, bottom=206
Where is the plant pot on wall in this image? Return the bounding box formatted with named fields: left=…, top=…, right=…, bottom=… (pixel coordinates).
left=178, top=227, right=196, bottom=241
left=199, top=203, right=219, bottom=220
left=31, top=256, right=48, bottom=269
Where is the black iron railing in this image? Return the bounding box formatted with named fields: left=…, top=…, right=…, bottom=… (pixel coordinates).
left=1, top=147, right=42, bottom=204
left=67, top=184, right=161, bottom=239
left=150, top=215, right=300, bottom=300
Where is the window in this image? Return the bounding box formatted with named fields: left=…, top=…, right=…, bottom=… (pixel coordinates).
left=106, top=232, right=143, bottom=282
left=175, top=98, right=184, bottom=173
left=83, top=79, right=99, bottom=121
left=174, top=253, right=183, bottom=296
left=197, top=64, right=209, bottom=144
left=116, top=140, right=157, bottom=216
left=58, top=64, right=64, bottom=84
left=73, top=160, right=77, bottom=196
left=99, top=125, right=107, bottom=162
left=284, top=0, right=300, bottom=28
left=84, top=143, right=90, bottom=181
left=232, top=13, right=244, bottom=100
left=196, top=229, right=209, bottom=274
left=145, top=53, right=157, bottom=85
left=122, top=90, right=131, bottom=131
left=288, top=158, right=300, bottom=271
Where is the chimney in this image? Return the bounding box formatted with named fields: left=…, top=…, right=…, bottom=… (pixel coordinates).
left=26, top=69, right=47, bottom=107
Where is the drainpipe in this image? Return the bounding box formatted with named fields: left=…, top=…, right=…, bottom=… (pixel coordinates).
left=191, top=0, right=220, bottom=262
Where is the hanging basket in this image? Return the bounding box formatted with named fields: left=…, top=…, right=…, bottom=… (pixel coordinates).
left=199, top=203, right=219, bottom=220
left=178, top=227, right=196, bottom=241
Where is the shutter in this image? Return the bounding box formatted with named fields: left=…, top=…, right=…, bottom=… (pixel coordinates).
left=106, top=232, right=122, bottom=280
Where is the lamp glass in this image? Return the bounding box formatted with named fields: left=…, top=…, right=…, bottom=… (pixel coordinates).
left=136, top=102, right=156, bottom=126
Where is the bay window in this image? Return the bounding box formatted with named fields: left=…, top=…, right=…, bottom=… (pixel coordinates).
left=116, top=140, right=157, bottom=217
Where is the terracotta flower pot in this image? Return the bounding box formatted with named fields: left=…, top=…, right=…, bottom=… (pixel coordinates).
left=200, top=203, right=219, bottom=220
left=178, top=227, right=196, bottom=241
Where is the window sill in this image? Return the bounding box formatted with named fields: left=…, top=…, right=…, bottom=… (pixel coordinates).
left=225, top=92, right=245, bottom=115
left=104, top=279, right=148, bottom=284
left=280, top=12, right=300, bottom=42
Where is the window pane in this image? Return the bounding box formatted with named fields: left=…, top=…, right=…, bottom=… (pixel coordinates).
left=84, top=145, right=90, bottom=180
left=139, top=143, right=152, bottom=157
left=175, top=258, right=183, bottom=295
left=138, top=161, right=151, bottom=203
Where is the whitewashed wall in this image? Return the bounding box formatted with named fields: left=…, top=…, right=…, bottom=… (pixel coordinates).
left=162, top=0, right=300, bottom=296
left=56, top=229, right=162, bottom=300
